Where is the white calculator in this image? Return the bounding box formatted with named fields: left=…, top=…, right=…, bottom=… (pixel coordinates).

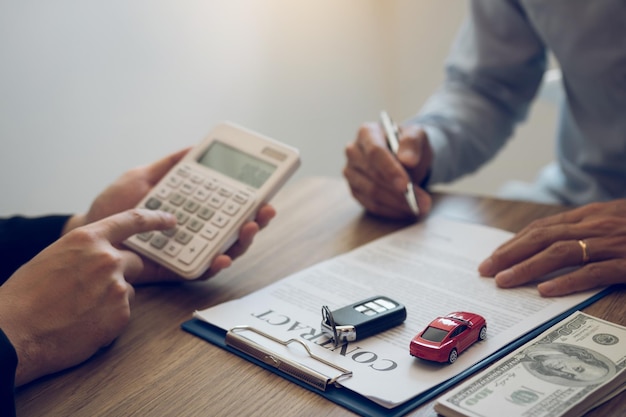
left=124, top=122, right=300, bottom=279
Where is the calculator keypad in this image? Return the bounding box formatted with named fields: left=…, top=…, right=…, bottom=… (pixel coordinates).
left=129, top=164, right=255, bottom=272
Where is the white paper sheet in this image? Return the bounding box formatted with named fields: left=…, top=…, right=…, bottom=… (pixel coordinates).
left=194, top=217, right=602, bottom=408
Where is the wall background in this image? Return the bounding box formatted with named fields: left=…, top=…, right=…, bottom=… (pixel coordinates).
left=0, top=1, right=555, bottom=216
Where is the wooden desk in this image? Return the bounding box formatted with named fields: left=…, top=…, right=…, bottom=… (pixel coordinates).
left=16, top=177, right=626, bottom=417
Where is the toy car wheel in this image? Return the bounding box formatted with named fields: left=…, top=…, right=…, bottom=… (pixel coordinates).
left=448, top=348, right=458, bottom=364
left=479, top=326, right=487, bottom=341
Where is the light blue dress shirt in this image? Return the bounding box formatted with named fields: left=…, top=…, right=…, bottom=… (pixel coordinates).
left=412, top=0, right=626, bottom=205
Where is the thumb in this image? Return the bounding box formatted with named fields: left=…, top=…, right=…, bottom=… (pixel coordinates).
left=144, top=148, right=190, bottom=185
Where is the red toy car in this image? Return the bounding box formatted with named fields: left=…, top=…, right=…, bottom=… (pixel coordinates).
left=410, top=312, right=487, bottom=364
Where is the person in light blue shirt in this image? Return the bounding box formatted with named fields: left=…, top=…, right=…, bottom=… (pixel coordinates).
left=343, top=0, right=626, bottom=297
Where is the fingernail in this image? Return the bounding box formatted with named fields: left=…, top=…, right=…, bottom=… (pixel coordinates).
left=495, top=269, right=514, bottom=287
left=538, top=281, right=556, bottom=297
left=161, top=211, right=177, bottom=222
left=478, top=258, right=494, bottom=276
left=398, top=148, right=417, bottom=165
left=393, top=177, right=406, bottom=193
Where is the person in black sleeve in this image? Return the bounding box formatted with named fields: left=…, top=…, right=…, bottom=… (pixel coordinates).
left=0, top=149, right=275, bottom=415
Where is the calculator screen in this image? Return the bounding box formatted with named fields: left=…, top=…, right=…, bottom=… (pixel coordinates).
left=197, top=140, right=277, bottom=188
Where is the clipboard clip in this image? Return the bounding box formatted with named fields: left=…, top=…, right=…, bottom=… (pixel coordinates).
left=225, top=325, right=353, bottom=392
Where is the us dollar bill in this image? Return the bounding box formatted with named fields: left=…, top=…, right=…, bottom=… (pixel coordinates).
left=434, top=311, right=626, bottom=417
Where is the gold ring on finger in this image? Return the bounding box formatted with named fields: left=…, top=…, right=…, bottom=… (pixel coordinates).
left=578, top=239, right=590, bottom=265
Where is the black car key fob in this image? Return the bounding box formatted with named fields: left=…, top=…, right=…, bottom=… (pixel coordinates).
left=321, top=296, right=407, bottom=346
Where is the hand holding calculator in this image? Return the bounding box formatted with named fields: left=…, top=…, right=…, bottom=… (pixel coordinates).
left=124, top=122, right=300, bottom=279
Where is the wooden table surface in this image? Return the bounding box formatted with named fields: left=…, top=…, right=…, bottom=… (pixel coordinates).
left=15, top=176, right=626, bottom=417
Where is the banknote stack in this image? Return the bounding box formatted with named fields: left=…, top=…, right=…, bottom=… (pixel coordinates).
left=435, top=311, right=626, bottom=417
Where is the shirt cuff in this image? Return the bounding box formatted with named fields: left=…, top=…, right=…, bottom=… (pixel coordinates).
left=0, top=329, right=17, bottom=417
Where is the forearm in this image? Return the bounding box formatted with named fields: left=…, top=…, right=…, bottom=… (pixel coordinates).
left=411, top=0, right=547, bottom=185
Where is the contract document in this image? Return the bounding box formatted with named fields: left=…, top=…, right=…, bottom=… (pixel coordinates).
left=190, top=217, right=605, bottom=412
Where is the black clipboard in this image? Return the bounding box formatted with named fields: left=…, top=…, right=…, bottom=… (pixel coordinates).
left=182, top=289, right=609, bottom=417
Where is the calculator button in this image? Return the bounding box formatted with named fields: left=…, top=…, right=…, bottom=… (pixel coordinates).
left=190, top=173, right=203, bottom=183
left=175, top=230, right=193, bottom=245
left=200, top=225, right=218, bottom=240
left=211, top=213, right=230, bottom=228
left=176, top=166, right=192, bottom=177
left=161, top=205, right=176, bottom=215
left=187, top=219, right=204, bottom=233
left=208, top=195, right=225, bottom=209
left=233, top=192, right=250, bottom=204
left=169, top=193, right=186, bottom=206
left=192, top=188, right=210, bottom=202
left=197, top=207, right=215, bottom=220
left=164, top=241, right=183, bottom=257
left=174, top=211, right=189, bottom=225
left=180, top=182, right=196, bottom=195
left=156, top=186, right=171, bottom=199
left=166, top=175, right=183, bottom=188
left=136, top=231, right=153, bottom=241
left=161, top=227, right=177, bottom=237
left=218, top=187, right=233, bottom=197
left=204, top=178, right=219, bottom=190
left=178, top=237, right=208, bottom=265
left=144, top=197, right=162, bottom=210
left=223, top=202, right=240, bottom=216
left=183, top=200, right=200, bottom=213
left=150, top=234, right=169, bottom=250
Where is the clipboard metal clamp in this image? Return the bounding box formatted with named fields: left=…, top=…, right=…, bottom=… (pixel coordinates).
left=225, top=325, right=353, bottom=392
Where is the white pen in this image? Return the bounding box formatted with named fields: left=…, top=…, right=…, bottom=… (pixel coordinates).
left=379, top=110, right=420, bottom=215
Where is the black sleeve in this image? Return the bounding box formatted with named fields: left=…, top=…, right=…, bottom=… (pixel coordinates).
left=0, top=215, right=71, bottom=284
left=0, top=329, right=17, bottom=417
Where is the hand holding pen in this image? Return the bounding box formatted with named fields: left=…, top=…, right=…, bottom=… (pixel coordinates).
left=379, top=111, right=420, bottom=216
left=343, top=112, right=434, bottom=220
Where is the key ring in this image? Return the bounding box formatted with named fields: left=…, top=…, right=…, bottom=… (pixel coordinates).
left=321, top=305, right=339, bottom=345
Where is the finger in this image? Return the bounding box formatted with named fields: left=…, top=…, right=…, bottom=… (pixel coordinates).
left=128, top=261, right=180, bottom=285
left=346, top=134, right=407, bottom=199
left=126, top=280, right=136, bottom=304
left=344, top=145, right=379, bottom=192
left=345, top=139, right=383, bottom=176
left=480, top=219, right=617, bottom=276
left=412, top=186, right=433, bottom=217
left=511, top=204, right=597, bottom=242
left=343, top=164, right=379, bottom=201
left=345, top=165, right=415, bottom=218
left=144, top=148, right=191, bottom=185
left=480, top=222, right=584, bottom=276
left=225, top=222, right=260, bottom=260
left=538, top=259, right=626, bottom=296
left=356, top=123, right=410, bottom=193
left=493, top=239, right=587, bottom=288
left=129, top=224, right=253, bottom=284
left=493, top=207, right=593, bottom=255
left=119, top=249, right=147, bottom=281
left=344, top=140, right=365, bottom=170
left=95, top=209, right=177, bottom=244
left=511, top=202, right=625, bottom=248
left=198, top=255, right=233, bottom=281
left=255, top=204, right=276, bottom=229
left=397, top=125, right=425, bottom=168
